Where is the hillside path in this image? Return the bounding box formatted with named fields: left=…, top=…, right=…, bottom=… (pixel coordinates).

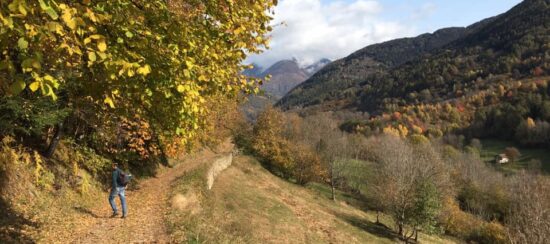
left=55, top=142, right=232, bottom=244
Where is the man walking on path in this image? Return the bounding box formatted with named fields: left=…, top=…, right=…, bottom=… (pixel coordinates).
left=109, top=163, right=128, bottom=218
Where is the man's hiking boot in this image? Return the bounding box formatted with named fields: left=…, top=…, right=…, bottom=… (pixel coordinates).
left=110, top=213, right=119, bottom=218
left=121, top=215, right=127, bottom=219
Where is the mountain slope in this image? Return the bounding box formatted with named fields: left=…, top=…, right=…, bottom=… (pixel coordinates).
left=353, top=0, right=550, bottom=113
left=260, top=59, right=311, bottom=98
left=279, top=0, right=549, bottom=114
left=241, top=58, right=331, bottom=120
left=276, top=24, right=489, bottom=109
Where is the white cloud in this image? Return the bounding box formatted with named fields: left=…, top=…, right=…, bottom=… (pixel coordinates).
left=411, top=2, right=437, bottom=21
left=246, top=0, right=418, bottom=68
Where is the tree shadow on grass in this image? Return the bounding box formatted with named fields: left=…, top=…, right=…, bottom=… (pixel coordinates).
left=0, top=170, right=38, bottom=243
left=336, top=212, right=400, bottom=241
left=73, top=206, right=107, bottom=219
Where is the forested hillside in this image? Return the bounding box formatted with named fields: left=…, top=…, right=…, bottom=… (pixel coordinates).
left=277, top=19, right=495, bottom=109
left=279, top=0, right=550, bottom=148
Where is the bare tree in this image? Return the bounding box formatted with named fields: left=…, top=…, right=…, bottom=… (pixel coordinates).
left=506, top=173, right=550, bottom=244
left=368, top=135, right=450, bottom=242
left=318, top=131, right=351, bottom=201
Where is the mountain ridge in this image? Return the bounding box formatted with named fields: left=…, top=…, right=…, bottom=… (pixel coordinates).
left=276, top=15, right=501, bottom=109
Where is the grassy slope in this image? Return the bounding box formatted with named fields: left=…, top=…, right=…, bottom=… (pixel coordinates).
left=480, top=139, right=550, bottom=174
left=0, top=140, right=110, bottom=243
left=168, top=155, right=457, bottom=243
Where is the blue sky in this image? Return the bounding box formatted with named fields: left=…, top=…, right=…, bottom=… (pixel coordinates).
left=376, top=0, right=522, bottom=33
left=247, top=0, right=522, bottom=68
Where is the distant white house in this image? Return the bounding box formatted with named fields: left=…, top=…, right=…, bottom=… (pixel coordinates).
left=495, top=154, right=509, bottom=164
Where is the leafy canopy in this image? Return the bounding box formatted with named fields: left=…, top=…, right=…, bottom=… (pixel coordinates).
left=0, top=0, right=276, bottom=143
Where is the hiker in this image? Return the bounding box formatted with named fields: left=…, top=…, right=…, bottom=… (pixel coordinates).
left=109, top=163, right=127, bottom=218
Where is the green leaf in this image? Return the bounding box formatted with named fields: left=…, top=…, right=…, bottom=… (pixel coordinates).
left=17, top=38, right=28, bottom=50
left=21, top=58, right=40, bottom=72
left=125, top=31, right=134, bottom=38
left=39, top=0, right=59, bottom=20
left=45, top=8, right=59, bottom=20
left=18, top=2, right=28, bottom=16
left=9, top=79, right=26, bottom=95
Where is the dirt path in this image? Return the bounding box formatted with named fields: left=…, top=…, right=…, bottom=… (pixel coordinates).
left=62, top=142, right=232, bottom=244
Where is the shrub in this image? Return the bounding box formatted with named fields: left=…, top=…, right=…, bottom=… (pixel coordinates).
left=440, top=198, right=507, bottom=244
left=503, top=147, right=521, bottom=162
left=472, top=221, right=508, bottom=244
left=290, top=144, right=324, bottom=185
left=409, top=134, right=429, bottom=145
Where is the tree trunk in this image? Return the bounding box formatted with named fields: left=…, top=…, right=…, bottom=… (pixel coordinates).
left=376, top=211, right=380, bottom=224
left=150, top=123, right=169, bottom=166
left=45, top=122, right=63, bottom=158
left=398, top=223, right=403, bottom=236
left=331, top=181, right=336, bottom=201
left=330, top=163, right=336, bottom=201
left=414, top=228, right=418, bottom=242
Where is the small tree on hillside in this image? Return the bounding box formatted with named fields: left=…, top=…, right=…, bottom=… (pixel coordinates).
left=291, top=143, right=324, bottom=185
left=252, top=107, right=294, bottom=178
left=318, top=133, right=351, bottom=201
left=368, top=135, right=449, bottom=241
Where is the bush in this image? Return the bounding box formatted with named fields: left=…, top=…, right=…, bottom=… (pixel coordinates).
left=503, top=147, right=521, bottom=162
left=0, top=97, right=69, bottom=138
left=440, top=198, right=507, bottom=244
left=471, top=221, right=508, bottom=244
left=290, top=144, right=324, bottom=185
left=409, top=134, right=429, bottom=145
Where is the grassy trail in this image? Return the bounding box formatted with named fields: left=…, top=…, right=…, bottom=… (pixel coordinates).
left=41, top=141, right=233, bottom=244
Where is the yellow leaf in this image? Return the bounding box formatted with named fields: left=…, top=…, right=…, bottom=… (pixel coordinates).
left=97, top=40, right=107, bottom=52
left=233, top=27, right=243, bottom=35
left=88, top=51, right=96, bottom=62
left=137, top=65, right=151, bottom=76
left=29, top=82, right=40, bottom=92
left=177, top=85, right=185, bottom=93
left=62, top=13, right=77, bottom=30
left=104, top=97, right=115, bottom=108
left=89, top=34, right=102, bottom=40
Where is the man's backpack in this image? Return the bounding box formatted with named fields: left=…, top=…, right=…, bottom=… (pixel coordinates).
left=117, top=170, right=133, bottom=187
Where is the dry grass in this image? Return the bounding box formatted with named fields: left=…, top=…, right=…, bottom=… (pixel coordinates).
left=168, top=155, right=458, bottom=243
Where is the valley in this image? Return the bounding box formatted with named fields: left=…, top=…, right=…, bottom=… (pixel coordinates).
left=1, top=0, right=549, bottom=243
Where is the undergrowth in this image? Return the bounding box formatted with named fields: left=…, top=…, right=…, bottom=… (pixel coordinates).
left=0, top=136, right=112, bottom=242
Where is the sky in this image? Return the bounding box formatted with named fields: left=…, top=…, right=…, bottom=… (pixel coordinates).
left=246, top=0, right=522, bottom=68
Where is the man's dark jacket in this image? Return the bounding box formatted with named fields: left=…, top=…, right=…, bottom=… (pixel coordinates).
left=112, top=167, right=122, bottom=189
